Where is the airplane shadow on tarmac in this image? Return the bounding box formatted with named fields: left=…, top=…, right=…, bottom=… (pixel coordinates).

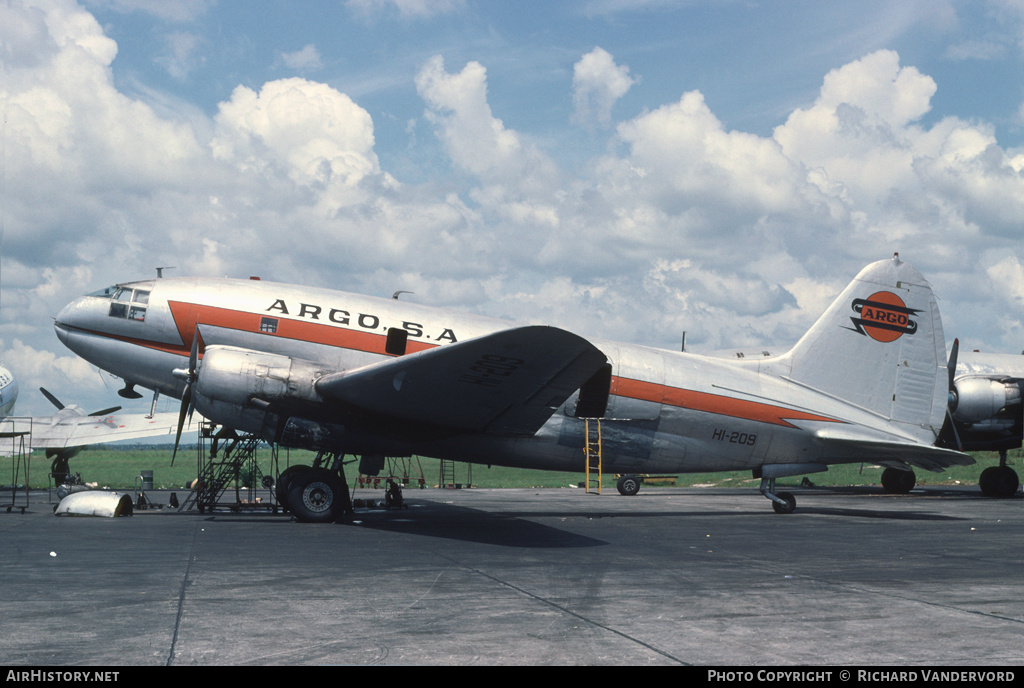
left=350, top=501, right=609, bottom=548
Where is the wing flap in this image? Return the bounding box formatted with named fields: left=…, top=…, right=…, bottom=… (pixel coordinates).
left=315, top=325, right=607, bottom=435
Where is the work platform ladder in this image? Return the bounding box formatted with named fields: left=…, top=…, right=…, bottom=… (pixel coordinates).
left=584, top=418, right=602, bottom=494
left=439, top=458, right=472, bottom=488
left=0, top=418, right=31, bottom=513
left=180, top=421, right=278, bottom=513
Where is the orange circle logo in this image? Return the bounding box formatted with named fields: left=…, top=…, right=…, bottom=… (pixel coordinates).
left=849, top=292, right=919, bottom=342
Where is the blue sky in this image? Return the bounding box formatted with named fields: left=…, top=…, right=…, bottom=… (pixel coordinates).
left=3, top=0, right=1024, bottom=415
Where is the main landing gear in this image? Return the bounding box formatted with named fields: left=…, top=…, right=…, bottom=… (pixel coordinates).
left=759, top=477, right=796, bottom=514
left=979, top=450, right=1020, bottom=498
left=881, top=467, right=916, bottom=494
left=879, top=456, right=1020, bottom=498
left=277, top=452, right=353, bottom=523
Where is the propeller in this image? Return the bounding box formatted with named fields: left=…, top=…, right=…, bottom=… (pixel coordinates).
left=944, top=338, right=963, bottom=450
left=171, top=327, right=202, bottom=464
left=39, top=387, right=65, bottom=411
left=40, top=387, right=120, bottom=416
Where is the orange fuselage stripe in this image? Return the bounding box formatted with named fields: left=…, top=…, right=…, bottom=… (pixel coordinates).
left=94, top=300, right=840, bottom=429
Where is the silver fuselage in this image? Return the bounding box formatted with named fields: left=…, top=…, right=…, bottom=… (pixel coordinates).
left=53, top=276, right=923, bottom=474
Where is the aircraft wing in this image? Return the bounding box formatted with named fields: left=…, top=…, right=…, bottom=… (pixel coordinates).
left=814, top=426, right=975, bottom=472
left=315, top=325, right=608, bottom=435
left=0, top=411, right=182, bottom=453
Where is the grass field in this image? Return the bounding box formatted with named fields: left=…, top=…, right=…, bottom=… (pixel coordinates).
left=9, top=445, right=1019, bottom=492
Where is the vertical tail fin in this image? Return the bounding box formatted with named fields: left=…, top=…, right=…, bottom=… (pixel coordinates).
left=778, top=255, right=947, bottom=443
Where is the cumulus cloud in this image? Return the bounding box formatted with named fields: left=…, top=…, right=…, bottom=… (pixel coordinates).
left=572, top=47, right=636, bottom=128
left=415, top=56, right=558, bottom=187
left=211, top=77, right=380, bottom=189
left=3, top=0, right=1024, bottom=416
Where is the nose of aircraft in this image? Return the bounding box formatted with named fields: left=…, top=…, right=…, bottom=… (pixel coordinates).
left=53, top=295, right=92, bottom=349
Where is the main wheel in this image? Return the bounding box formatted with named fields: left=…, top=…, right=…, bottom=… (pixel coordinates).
left=287, top=468, right=345, bottom=523
left=276, top=464, right=311, bottom=509
left=772, top=491, right=796, bottom=514
left=980, top=466, right=1019, bottom=498
left=881, top=467, right=916, bottom=494
left=616, top=474, right=641, bottom=496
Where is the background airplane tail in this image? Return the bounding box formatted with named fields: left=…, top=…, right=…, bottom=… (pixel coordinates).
left=778, top=255, right=947, bottom=443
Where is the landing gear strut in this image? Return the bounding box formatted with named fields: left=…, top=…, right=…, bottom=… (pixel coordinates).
left=760, top=477, right=796, bottom=514
left=979, top=450, right=1020, bottom=498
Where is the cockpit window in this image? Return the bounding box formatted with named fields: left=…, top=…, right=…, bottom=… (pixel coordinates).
left=105, top=288, right=150, bottom=322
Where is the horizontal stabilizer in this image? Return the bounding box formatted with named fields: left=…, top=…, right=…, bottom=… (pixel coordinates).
left=316, top=325, right=608, bottom=435
left=814, top=426, right=974, bottom=472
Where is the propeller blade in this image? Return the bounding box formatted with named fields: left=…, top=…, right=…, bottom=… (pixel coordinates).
left=943, top=338, right=963, bottom=451
left=172, top=327, right=202, bottom=467
left=39, top=387, right=64, bottom=411
left=190, top=327, right=200, bottom=372
left=88, top=406, right=122, bottom=417
left=171, top=383, right=191, bottom=466
left=947, top=338, right=959, bottom=392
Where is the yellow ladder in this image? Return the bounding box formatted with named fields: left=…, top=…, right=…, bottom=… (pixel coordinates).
left=584, top=419, right=602, bottom=494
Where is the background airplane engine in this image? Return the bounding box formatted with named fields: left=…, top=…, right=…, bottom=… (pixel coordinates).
left=192, top=346, right=334, bottom=438
left=951, top=377, right=1023, bottom=429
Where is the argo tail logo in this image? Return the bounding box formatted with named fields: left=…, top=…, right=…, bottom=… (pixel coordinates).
left=848, top=291, right=920, bottom=342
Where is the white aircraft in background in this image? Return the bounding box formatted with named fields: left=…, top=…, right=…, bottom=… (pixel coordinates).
left=938, top=350, right=1023, bottom=497
left=0, top=363, right=181, bottom=483
left=0, top=365, right=18, bottom=418
left=53, top=254, right=974, bottom=521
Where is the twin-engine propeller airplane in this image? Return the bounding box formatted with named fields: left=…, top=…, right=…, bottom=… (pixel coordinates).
left=53, top=254, right=974, bottom=521
left=0, top=363, right=182, bottom=482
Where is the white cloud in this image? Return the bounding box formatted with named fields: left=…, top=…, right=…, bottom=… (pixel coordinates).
left=3, top=1, right=1024, bottom=416
left=157, top=30, right=203, bottom=81
left=572, top=47, right=636, bottom=128
left=211, top=77, right=380, bottom=190
left=280, top=44, right=323, bottom=73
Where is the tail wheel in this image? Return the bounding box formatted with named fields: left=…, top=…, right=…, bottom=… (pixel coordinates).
left=616, top=474, right=641, bottom=496
left=287, top=468, right=345, bottom=523
left=772, top=492, right=796, bottom=514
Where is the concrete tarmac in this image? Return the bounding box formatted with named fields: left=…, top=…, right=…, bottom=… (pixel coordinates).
left=0, top=484, right=1021, bottom=666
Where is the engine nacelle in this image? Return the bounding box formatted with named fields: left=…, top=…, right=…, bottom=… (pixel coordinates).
left=951, top=377, right=1022, bottom=424
left=193, top=346, right=335, bottom=438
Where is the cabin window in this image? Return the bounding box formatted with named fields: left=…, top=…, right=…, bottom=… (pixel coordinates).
left=260, top=317, right=279, bottom=334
